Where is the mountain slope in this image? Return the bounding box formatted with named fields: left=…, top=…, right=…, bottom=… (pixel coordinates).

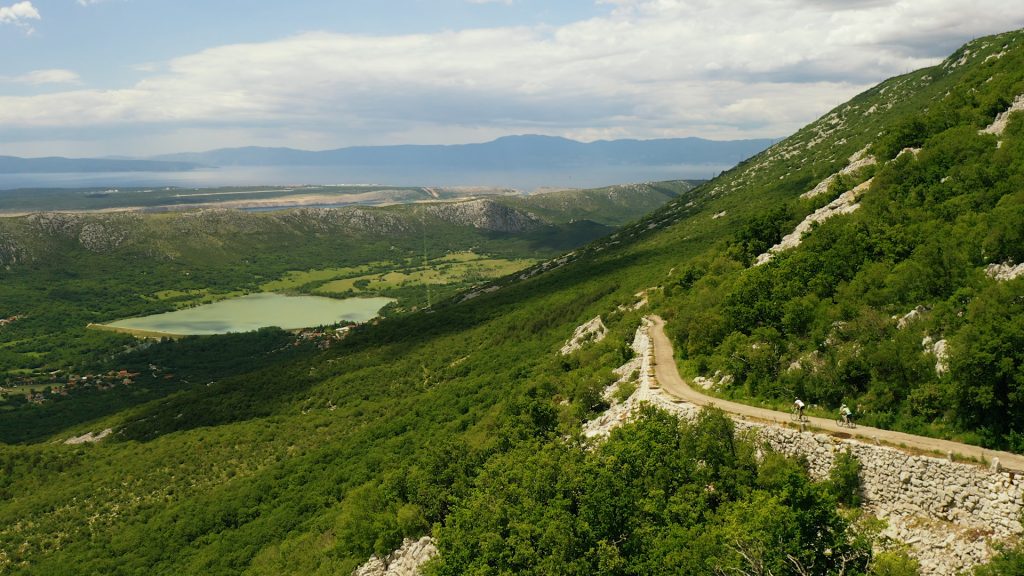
left=1, top=30, right=1023, bottom=575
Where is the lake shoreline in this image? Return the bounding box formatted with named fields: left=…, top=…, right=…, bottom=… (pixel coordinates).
left=99, top=293, right=395, bottom=337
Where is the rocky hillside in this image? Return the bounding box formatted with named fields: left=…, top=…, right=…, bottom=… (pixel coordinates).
left=0, top=202, right=541, bottom=267
left=597, top=29, right=1024, bottom=450
left=0, top=181, right=697, bottom=266
left=1, top=30, right=1023, bottom=576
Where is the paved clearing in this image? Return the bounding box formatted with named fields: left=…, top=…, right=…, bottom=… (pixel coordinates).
left=649, top=315, right=1024, bottom=472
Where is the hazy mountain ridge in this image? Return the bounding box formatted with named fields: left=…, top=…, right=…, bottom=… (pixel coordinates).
left=150, top=135, right=773, bottom=169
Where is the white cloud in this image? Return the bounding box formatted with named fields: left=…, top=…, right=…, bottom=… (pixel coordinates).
left=6, top=69, right=81, bottom=85
left=0, top=1, right=40, bottom=32
left=2, top=0, right=1023, bottom=154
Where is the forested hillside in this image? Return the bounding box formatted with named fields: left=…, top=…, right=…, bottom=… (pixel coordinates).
left=1, top=30, right=1023, bottom=575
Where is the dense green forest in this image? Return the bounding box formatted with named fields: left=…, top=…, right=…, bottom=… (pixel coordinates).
left=1, top=30, right=1023, bottom=575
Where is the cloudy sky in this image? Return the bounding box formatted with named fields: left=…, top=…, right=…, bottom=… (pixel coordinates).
left=2, top=0, right=1023, bottom=157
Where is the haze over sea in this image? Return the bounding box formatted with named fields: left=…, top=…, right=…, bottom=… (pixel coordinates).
left=0, top=163, right=727, bottom=192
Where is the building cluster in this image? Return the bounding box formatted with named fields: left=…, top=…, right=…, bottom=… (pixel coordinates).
left=2, top=367, right=151, bottom=405
left=293, top=325, right=353, bottom=350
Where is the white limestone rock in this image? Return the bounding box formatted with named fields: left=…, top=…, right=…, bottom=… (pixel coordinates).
left=894, top=305, right=929, bottom=329
left=800, top=146, right=877, bottom=200
left=756, top=178, right=871, bottom=266
left=986, top=261, right=1024, bottom=281
left=981, top=93, right=1024, bottom=136
left=64, top=428, right=113, bottom=445
left=560, top=316, right=608, bottom=355
left=352, top=537, right=438, bottom=576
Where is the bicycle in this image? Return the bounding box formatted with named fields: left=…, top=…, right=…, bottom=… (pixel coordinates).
left=790, top=406, right=806, bottom=422
left=835, top=413, right=856, bottom=429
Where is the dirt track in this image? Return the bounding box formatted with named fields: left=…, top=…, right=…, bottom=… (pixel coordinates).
left=648, top=315, right=1024, bottom=472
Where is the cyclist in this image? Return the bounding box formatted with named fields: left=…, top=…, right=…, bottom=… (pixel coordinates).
left=839, top=403, right=852, bottom=426
left=793, top=398, right=805, bottom=421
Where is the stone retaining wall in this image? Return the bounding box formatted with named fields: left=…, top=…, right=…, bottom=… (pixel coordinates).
left=585, top=318, right=1024, bottom=575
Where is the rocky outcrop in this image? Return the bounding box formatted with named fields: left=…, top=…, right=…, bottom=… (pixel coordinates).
left=986, top=261, right=1024, bottom=281
left=894, top=305, right=929, bottom=329
left=560, top=316, right=608, bottom=356
left=756, top=178, right=872, bottom=266
left=64, top=428, right=113, bottom=445
left=801, top=146, right=877, bottom=200
left=692, top=370, right=733, bottom=391
left=423, top=199, right=540, bottom=233
left=352, top=537, right=437, bottom=576
left=922, top=336, right=950, bottom=376
left=981, top=93, right=1024, bottom=136
left=0, top=232, right=28, bottom=266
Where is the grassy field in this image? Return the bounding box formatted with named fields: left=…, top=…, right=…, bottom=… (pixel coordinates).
left=259, top=263, right=390, bottom=292
left=312, top=252, right=536, bottom=295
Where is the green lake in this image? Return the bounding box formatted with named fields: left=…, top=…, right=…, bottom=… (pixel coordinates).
left=107, top=293, right=395, bottom=335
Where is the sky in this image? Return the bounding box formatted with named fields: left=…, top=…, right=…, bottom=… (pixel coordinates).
left=1, top=0, right=1023, bottom=157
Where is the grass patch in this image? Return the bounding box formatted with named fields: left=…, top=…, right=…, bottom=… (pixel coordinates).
left=313, top=254, right=537, bottom=296
left=259, top=263, right=390, bottom=292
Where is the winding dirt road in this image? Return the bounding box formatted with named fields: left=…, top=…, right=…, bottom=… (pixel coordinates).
left=648, top=315, right=1024, bottom=472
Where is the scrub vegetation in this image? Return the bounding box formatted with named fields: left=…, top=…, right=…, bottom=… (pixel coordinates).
left=0, top=30, right=1023, bottom=575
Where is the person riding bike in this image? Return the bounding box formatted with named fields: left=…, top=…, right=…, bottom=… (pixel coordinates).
left=793, top=398, right=805, bottom=421
left=839, top=403, right=852, bottom=426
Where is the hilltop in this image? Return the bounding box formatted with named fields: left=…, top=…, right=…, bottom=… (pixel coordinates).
left=0, top=29, right=1023, bottom=575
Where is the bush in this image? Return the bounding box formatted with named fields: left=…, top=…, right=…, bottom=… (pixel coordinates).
left=829, top=449, right=863, bottom=507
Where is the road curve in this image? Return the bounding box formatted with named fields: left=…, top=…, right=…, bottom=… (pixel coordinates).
left=648, top=315, right=1024, bottom=472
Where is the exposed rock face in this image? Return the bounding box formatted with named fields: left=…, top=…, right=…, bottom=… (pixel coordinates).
left=587, top=319, right=1022, bottom=576
left=981, top=93, right=1024, bottom=136
left=922, top=336, right=950, bottom=376
left=692, top=371, right=733, bottom=391
left=64, top=428, right=113, bottom=445
left=986, top=261, right=1024, bottom=281
left=756, top=178, right=872, bottom=266
left=0, top=232, right=28, bottom=266
left=801, top=146, right=878, bottom=200
left=894, top=305, right=929, bottom=329
left=26, top=212, right=84, bottom=238
left=423, top=199, right=540, bottom=233
left=352, top=537, right=437, bottom=576
left=25, top=212, right=141, bottom=252
left=560, top=316, right=608, bottom=356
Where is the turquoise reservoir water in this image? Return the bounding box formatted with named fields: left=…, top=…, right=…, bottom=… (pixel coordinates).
left=107, top=293, right=394, bottom=335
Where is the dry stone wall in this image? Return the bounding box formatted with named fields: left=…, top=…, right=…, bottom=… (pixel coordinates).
left=585, top=318, right=1023, bottom=575
left=749, top=424, right=1022, bottom=574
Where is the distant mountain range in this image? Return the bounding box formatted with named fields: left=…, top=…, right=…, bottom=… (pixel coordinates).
left=151, top=135, right=775, bottom=169
left=1, top=135, right=774, bottom=174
